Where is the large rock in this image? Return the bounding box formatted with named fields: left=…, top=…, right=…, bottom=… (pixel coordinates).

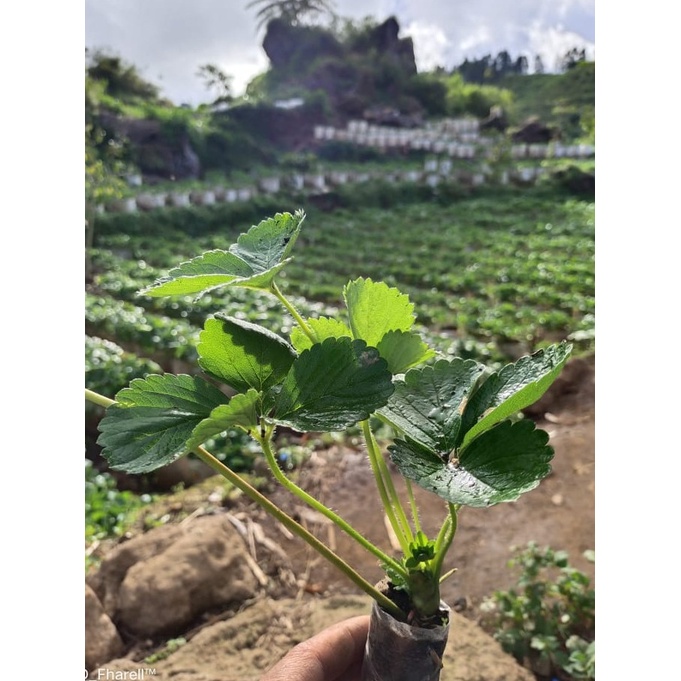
left=262, top=19, right=344, bottom=70
left=480, top=105, right=509, bottom=132
left=87, top=524, right=183, bottom=616
left=260, top=16, right=417, bottom=124
left=116, top=515, right=258, bottom=637
left=101, top=595, right=534, bottom=681
left=369, top=16, right=417, bottom=76
left=96, top=111, right=202, bottom=180
left=85, top=584, right=124, bottom=672
left=511, top=117, right=558, bottom=144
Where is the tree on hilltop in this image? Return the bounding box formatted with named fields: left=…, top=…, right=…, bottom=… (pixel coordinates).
left=246, top=0, right=336, bottom=30
left=197, top=64, right=234, bottom=105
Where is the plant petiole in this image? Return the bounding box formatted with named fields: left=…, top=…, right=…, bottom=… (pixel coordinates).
left=362, top=419, right=413, bottom=553
left=191, top=444, right=405, bottom=620
left=85, top=388, right=115, bottom=409
left=256, top=423, right=407, bottom=578
left=431, top=504, right=459, bottom=579
left=270, top=281, right=318, bottom=342
left=268, top=279, right=415, bottom=558
left=405, top=478, right=422, bottom=535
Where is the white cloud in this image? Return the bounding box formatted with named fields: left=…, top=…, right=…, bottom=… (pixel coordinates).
left=403, top=21, right=450, bottom=72
left=458, top=25, right=494, bottom=54
left=527, top=23, right=595, bottom=72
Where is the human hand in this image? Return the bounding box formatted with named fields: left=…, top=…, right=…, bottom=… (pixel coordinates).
left=260, top=615, right=369, bottom=681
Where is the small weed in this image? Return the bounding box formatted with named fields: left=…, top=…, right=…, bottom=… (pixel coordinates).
left=144, top=637, right=187, bottom=664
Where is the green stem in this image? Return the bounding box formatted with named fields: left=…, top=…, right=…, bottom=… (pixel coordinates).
left=433, top=515, right=451, bottom=556
left=192, top=445, right=405, bottom=620
left=405, top=478, right=422, bottom=535
left=270, top=280, right=413, bottom=550
left=85, top=388, right=115, bottom=409
left=361, top=420, right=412, bottom=553
left=431, top=503, right=458, bottom=579
left=257, top=427, right=406, bottom=577
left=271, top=281, right=317, bottom=342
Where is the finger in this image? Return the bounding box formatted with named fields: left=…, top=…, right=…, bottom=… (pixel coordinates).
left=336, top=657, right=365, bottom=681
left=261, top=615, right=369, bottom=681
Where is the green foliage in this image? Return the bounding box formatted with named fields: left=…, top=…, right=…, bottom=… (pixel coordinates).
left=85, top=336, right=163, bottom=401
left=199, top=316, right=296, bottom=393
left=94, top=197, right=290, bottom=240
left=456, top=51, right=529, bottom=84
left=86, top=48, right=161, bottom=102
left=85, top=459, right=154, bottom=547
left=403, top=73, right=448, bottom=116
left=141, top=211, right=304, bottom=297
left=144, top=637, right=187, bottom=664
left=197, top=111, right=278, bottom=172
left=281, top=195, right=594, bottom=351
left=442, top=72, right=514, bottom=118
left=99, top=374, right=229, bottom=474
left=85, top=293, right=200, bottom=362
left=380, top=344, right=571, bottom=507
left=480, top=542, right=595, bottom=680
left=501, top=62, right=595, bottom=139
left=85, top=121, right=129, bottom=208
left=315, top=141, right=386, bottom=163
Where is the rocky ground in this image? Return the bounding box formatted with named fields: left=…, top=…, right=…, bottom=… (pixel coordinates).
left=85, top=354, right=595, bottom=680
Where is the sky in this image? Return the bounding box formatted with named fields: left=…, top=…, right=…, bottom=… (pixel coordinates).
left=85, top=0, right=595, bottom=106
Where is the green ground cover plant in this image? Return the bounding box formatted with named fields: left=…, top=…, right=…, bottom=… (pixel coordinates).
left=85, top=293, right=201, bottom=362
left=85, top=336, right=163, bottom=400
left=86, top=210, right=572, bottom=646
left=480, top=542, right=595, bottom=680
left=85, top=460, right=155, bottom=567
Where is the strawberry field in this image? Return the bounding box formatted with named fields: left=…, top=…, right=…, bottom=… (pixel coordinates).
left=86, top=186, right=594, bottom=404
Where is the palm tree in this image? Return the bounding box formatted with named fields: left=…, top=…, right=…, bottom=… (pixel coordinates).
left=246, top=0, right=336, bottom=30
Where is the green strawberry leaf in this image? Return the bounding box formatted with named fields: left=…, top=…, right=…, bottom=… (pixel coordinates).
left=343, top=278, right=416, bottom=346
left=198, top=315, right=296, bottom=394
left=378, top=359, right=486, bottom=455
left=272, top=337, right=394, bottom=431
left=289, top=317, right=353, bottom=353
left=138, top=250, right=253, bottom=297
left=97, top=374, right=227, bottom=474
left=390, top=419, right=553, bottom=507
left=376, top=329, right=436, bottom=374
left=139, top=211, right=304, bottom=297
left=186, top=389, right=262, bottom=451
left=460, top=342, right=572, bottom=447
left=231, top=209, right=304, bottom=272
left=97, top=407, right=203, bottom=474
left=115, top=373, right=228, bottom=411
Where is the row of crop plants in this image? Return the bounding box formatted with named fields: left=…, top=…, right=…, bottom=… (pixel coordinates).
left=87, top=191, right=593, bottom=404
